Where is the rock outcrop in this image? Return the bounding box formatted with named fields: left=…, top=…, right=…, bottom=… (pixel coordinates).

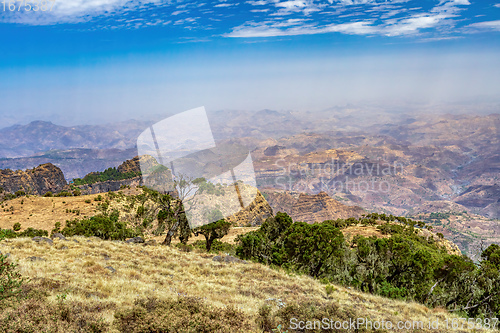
left=0, top=163, right=66, bottom=195
left=264, top=191, right=365, bottom=223
left=117, top=156, right=142, bottom=174
left=225, top=191, right=274, bottom=227
left=76, top=157, right=143, bottom=195
left=77, top=177, right=142, bottom=195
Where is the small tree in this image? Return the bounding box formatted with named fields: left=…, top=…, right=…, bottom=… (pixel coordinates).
left=0, top=255, right=24, bottom=303
left=0, top=232, right=25, bottom=303
left=194, top=219, right=231, bottom=252
left=282, top=222, right=345, bottom=278
left=144, top=173, right=199, bottom=246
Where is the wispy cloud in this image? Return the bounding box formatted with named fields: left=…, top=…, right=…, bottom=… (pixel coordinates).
left=172, top=10, right=189, bottom=16
left=214, top=3, right=238, bottom=7
left=467, top=20, right=500, bottom=32
left=383, top=14, right=447, bottom=36
left=226, top=19, right=377, bottom=37
left=227, top=0, right=471, bottom=38
left=0, top=0, right=494, bottom=41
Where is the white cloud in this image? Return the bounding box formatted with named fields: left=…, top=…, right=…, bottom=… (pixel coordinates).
left=226, top=19, right=377, bottom=37
left=172, top=10, right=188, bottom=15
left=227, top=0, right=474, bottom=38
left=494, top=4, right=500, bottom=8
left=276, top=1, right=308, bottom=9
left=214, top=3, right=237, bottom=7
left=332, top=0, right=410, bottom=5
left=246, top=0, right=270, bottom=5
left=467, top=20, right=500, bottom=31
left=384, top=13, right=447, bottom=36
left=324, top=21, right=377, bottom=34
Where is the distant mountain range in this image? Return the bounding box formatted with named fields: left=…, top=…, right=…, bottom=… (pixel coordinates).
left=0, top=120, right=151, bottom=159
left=1, top=109, right=499, bottom=223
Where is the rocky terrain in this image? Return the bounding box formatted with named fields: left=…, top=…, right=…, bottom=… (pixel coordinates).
left=0, top=163, right=66, bottom=195
left=248, top=113, right=500, bottom=220
left=263, top=190, right=365, bottom=223
left=1, top=109, right=499, bottom=258
left=225, top=191, right=274, bottom=227
left=0, top=148, right=138, bottom=181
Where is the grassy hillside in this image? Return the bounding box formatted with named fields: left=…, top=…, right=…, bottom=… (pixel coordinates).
left=0, top=188, right=498, bottom=332
left=0, top=236, right=491, bottom=332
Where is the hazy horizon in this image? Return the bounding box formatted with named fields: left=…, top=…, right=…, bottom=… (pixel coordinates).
left=1, top=0, right=500, bottom=127
left=1, top=98, right=500, bottom=129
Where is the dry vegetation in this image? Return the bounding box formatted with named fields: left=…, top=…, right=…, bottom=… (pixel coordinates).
left=0, top=235, right=493, bottom=332
left=0, top=190, right=495, bottom=332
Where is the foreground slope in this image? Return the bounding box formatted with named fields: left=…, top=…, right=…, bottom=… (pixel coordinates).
left=0, top=236, right=490, bottom=332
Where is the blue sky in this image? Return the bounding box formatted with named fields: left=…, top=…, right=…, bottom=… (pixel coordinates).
left=1, top=0, right=500, bottom=126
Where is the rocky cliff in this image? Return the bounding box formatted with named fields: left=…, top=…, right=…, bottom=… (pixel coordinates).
left=117, top=156, right=142, bottom=174
left=76, top=156, right=143, bottom=195
left=76, top=177, right=142, bottom=195
left=0, top=163, right=67, bottom=195
left=225, top=191, right=274, bottom=227
left=264, top=190, right=365, bottom=223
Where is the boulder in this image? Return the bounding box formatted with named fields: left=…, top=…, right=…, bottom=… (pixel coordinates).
left=27, top=256, right=46, bottom=262
left=213, top=255, right=248, bottom=264
left=105, top=266, right=116, bottom=274
left=125, top=236, right=145, bottom=244
left=51, top=233, right=67, bottom=241
left=223, top=255, right=248, bottom=264
left=32, top=237, right=53, bottom=246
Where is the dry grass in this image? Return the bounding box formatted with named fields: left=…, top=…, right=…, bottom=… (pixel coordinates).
left=0, top=189, right=259, bottom=246
left=0, top=193, right=104, bottom=231
left=342, top=224, right=389, bottom=244
left=1, top=236, right=493, bottom=332
left=0, top=190, right=492, bottom=331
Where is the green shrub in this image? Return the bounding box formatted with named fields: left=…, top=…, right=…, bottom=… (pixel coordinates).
left=192, top=239, right=235, bottom=254
left=14, top=190, right=26, bottom=197
left=43, top=191, right=53, bottom=197
left=17, top=228, right=48, bottom=238
left=72, top=167, right=140, bottom=186
left=12, top=223, right=21, bottom=232
left=234, top=212, right=497, bottom=317
left=61, top=211, right=138, bottom=240
left=175, top=243, right=193, bottom=252
left=325, top=285, right=336, bottom=296
left=193, top=219, right=231, bottom=252
left=0, top=229, right=17, bottom=239
left=0, top=254, right=25, bottom=303
left=55, top=191, right=73, bottom=197
left=51, top=222, right=62, bottom=236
